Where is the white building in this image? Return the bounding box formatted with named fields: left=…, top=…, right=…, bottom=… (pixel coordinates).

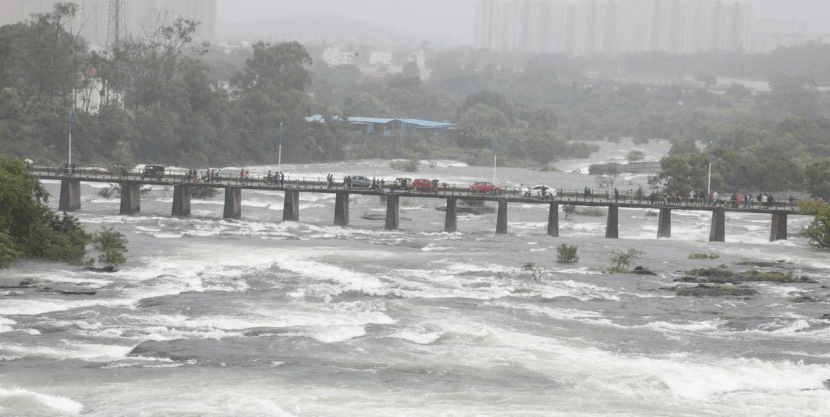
left=322, top=46, right=357, bottom=66
left=369, top=51, right=393, bottom=66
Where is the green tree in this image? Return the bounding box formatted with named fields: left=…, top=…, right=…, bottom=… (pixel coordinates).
left=798, top=200, right=830, bottom=248
left=804, top=160, right=830, bottom=198
left=0, top=157, right=121, bottom=268
left=652, top=153, right=721, bottom=194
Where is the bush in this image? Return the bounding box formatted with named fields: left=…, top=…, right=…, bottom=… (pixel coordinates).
left=563, top=205, right=576, bottom=218
left=190, top=187, right=218, bottom=199
left=609, top=249, right=644, bottom=273
left=521, top=262, right=545, bottom=282
left=88, top=226, right=128, bottom=266
left=97, top=184, right=119, bottom=198
left=688, top=251, right=720, bottom=260
left=575, top=207, right=605, bottom=217
left=390, top=158, right=419, bottom=172
left=798, top=200, right=830, bottom=248
left=556, top=244, right=579, bottom=264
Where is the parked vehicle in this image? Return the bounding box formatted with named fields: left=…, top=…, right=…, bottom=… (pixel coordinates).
left=411, top=178, right=433, bottom=192
left=532, top=185, right=555, bottom=199
left=141, top=164, right=165, bottom=180
left=56, top=163, right=76, bottom=176
left=349, top=175, right=371, bottom=188
left=470, top=181, right=501, bottom=195
left=391, top=178, right=411, bottom=191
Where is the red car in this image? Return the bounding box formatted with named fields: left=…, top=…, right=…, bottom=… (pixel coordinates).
left=411, top=178, right=433, bottom=192
left=469, top=181, right=501, bottom=195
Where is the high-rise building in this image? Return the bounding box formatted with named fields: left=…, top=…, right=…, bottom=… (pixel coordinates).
left=474, top=0, right=754, bottom=55
left=0, top=0, right=216, bottom=47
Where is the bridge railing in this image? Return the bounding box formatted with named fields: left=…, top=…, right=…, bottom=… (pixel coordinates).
left=30, top=165, right=800, bottom=209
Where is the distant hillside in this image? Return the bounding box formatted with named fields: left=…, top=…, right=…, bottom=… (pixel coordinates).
left=217, top=14, right=418, bottom=43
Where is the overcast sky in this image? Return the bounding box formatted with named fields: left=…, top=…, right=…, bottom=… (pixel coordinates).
left=217, top=0, right=830, bottom=43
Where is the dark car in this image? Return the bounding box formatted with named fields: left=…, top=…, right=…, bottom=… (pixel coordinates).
left=141, top=164, right=165, bottom=180
left=470, top=181, right=501, bottom=195
left=349, top=175, right=371, bottom=188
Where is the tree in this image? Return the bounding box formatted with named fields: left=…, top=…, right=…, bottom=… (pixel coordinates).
left=798, top=200, right=830, bottom=249
left=232, top=41, right=312, bottom=93
left=626, top=150, right=645, bottom=163
left=652, top=153, right=721, bottom=194
left=0, top=157, right=124, bottom=268
left=804, top=160, right=830, bottom=198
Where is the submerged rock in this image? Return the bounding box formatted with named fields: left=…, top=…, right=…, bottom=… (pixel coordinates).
left=679, top=267, right=816, bottom=284
left=674, top=284, right=757, bottom=297
left=83, top=265, right=117, bottom=273
left=631, top=266, right=657, bottom=275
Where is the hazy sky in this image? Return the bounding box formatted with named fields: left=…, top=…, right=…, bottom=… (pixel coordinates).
left=217, top=0, right=830, bottom=43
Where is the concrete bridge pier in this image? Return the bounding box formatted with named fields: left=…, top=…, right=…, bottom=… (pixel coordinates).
left=385, top=195, right=400, bottom=230
left=283, top=190, right=300, bottom=221
left=119, top=181, right=141, bottom=215
left=172, top=185, right=191, bottom=217
left=444, top=197, right=457, bottom=233
left=58, top=178, right=81, bottom=212
left=657, top=208, right=672, bottom=238
left=496, top=199, right=508, bottom=234
left=606, top=205, right=619, bottom=239
left=547, top=203, right=559, bottom=237
left=709, top=208, right=725, bottom=242
left=334, top=192, right=349, bottom=226
left=223, top=187, right=242, bottom=219
left=770, top=212, right=788, bottom=241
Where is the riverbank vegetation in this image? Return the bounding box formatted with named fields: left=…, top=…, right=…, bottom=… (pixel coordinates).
left=0, top=157, right=128, bottom=268
left=2, top=3, right=830, bottom=197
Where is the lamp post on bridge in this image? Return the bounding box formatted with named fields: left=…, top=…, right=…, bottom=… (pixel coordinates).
left=68, top=111, right=73, bottom=176
left=278, top=121, right=283, bottom=175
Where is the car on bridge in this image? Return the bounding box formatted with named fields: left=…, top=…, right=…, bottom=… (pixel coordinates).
left=470, top=181, right=501, bottom=195
left=411, top=178, right=434, bottom=192
left=141, top=164, right=165, bottom=180
left=349, top=175, right=371, bottom=188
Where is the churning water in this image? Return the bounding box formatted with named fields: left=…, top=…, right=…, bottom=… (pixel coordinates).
left=1, top=140, right=829, bottom=416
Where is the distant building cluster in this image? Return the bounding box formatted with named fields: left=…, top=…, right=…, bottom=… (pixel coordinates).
left=321, top=46, right=430, bottom=80
left=0, top=0, right=217, bottom=47
left=475, top=0, right=826, bottom=55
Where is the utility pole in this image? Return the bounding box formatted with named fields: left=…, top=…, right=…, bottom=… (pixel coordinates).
left=107, top=0, right=127, bottom=51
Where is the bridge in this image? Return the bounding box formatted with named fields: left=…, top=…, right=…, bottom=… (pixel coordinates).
left=31, top=166, right=798, bottom=243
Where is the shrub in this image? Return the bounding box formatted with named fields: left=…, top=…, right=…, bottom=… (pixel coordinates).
left=563, top=205, right=576, bottom=218
left=609, top=249, right=644, bottom=273
left=390, top=158, right=419, bottom=172
left=556, top=244, right=579, bottom=264
left=190, top=187, right=218, bottom=199
left=521, top=262, right=545, bottom=282
left=798, top=200, right=830, bottom=248
left=88, top=226, right=128, bottom=266
left=688, top=251, right=720, bottom=260
left=97, top=184, right=119, bottom=198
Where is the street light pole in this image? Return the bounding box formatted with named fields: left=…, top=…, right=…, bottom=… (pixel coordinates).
left=493, top=131, right=499, bottom=185
left=68, top=111, right=73, bottom=175
left=707, top=141, right=712, bottom=204
left=278, top=121, right=283, bottom=174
